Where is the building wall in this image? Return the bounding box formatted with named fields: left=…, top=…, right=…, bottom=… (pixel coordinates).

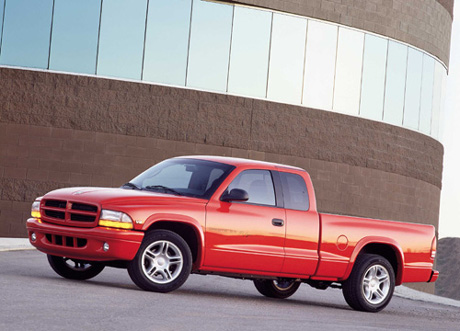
left=0, top=67, right=442, bottom=237
left=232, top=0, right=453, bottom=67
left=0, top=0, right=449, bottom=139
left=0, top=0, right=453, bottom=294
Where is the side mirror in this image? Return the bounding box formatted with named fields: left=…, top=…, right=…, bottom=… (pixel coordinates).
left=221, top=188, right=249, bottom=202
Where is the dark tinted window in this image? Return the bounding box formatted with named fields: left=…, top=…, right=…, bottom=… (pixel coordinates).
left=280, top=172, right=309, bottom=211
left=227, top=170, right=276, bottom=206
left=129, top=158, right=234, bottom=199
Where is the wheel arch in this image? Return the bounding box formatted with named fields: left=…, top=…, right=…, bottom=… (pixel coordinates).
left=143, top=216, right=205, bottom=269
left=343, top=237, right=405, bottom=285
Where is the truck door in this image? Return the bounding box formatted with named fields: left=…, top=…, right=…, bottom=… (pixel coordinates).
left=278, top=171, right=320, bottom=275
left=205, top=169, right=286, bottom=273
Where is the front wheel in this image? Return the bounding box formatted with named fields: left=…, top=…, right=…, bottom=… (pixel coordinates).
left=128, top=230, right=192, bottom=293
left=342, top=254, right=395, bottom=312
left=253, top=279, right=300, bottom=299
left=47, top=255, right=105, bottom=280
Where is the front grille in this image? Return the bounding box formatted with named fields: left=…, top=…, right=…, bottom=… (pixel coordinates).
left=70, top=213, right=96, bottom=222
left=45, top=234, right=87, bottom=248
left=45, top=200, right=66, bottom=208
left=72, top=203, right=98, bottom=213
left=44, top=210, right=65, bottom=219
left=41, top=199, right=99, bottom=227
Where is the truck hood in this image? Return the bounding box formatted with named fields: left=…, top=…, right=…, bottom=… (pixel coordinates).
left=43, top=187, right=208, bottom=207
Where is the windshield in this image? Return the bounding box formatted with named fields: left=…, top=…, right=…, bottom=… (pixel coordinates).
left=126, top=158, right=235, bottom=199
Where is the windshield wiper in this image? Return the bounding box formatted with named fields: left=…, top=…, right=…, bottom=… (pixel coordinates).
left=144, top=185, right=182, bottom=196
left=121, top=182, right=141, bottom=190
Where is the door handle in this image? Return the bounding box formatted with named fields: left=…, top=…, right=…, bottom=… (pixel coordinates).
left=272, top=218, right=284, bottom=227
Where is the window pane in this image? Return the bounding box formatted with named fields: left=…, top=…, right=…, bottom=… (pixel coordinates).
left=0, top=0, right=53, bottom=68
left=333, top=28, right=364, bottom=115
left=383, top=41, right=407, bottom=126
left=97, top=0, right=148, bottom=80
left=303, top=20, right=337, bottom=110
left=0, top=0, right=4, bottom=50
left=143, top=0, right=192, bottom=85
left=431, top=62, right=446, bottom=139
left=360, top=35, right=387, bottom=120
left=419, top=55, right=435, bottom=135
left=186, top=0, right=233, bottom=92
left=228, top=170, right=276, bottom=206
left=403, top=48, right=423, bottom=130
left=280, top=172, right=309, bottom=211
left=227, top=6, right=271, bottom=98
left=267, top=13, right=307, bottom=104
left=49, top=0, right=101, bottom=74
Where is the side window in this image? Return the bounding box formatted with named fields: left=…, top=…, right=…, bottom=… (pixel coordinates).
left=280, top=172, right=309, bottom=211
left=227, top=170, right=276, bottom=206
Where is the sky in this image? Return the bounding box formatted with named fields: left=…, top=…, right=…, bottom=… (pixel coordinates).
left=438, top=4, right=460, bottom=238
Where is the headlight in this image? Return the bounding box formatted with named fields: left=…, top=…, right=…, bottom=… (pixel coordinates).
left=31, top=199, right=41, bottom=219
left=99, top=209, right=133, bottom=230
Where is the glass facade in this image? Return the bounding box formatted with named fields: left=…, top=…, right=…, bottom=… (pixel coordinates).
left=0, top=0, right=53, bottom=68
left=0, top=0, right=447, bottom=140
left=49, top=0, right=101, bottom=74
left=143, top=0, right=192, bottom=85
left=383, top=41, right=408, bottom=126
left=227, top=6, right=271, bottom=98
left=403, top=48, right=423, bottom=130
left=333, top=28, right=364, bottom=116
left=267, top=13, right=307, bottom=104
left=186, top=0, right=233, bottom=92
left=97, top=0, right=148, bottom=80
left=302, top=20, right=337, bottom=110
left=360, top=35, right=388, bottom=121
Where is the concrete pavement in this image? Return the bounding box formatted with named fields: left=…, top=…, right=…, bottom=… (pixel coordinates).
left=0, top=237, right=34, bottom=252
left=1, top=237, right=459, bottom=308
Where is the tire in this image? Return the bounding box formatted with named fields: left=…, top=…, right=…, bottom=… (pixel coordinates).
left=47, top=255, right=105, bottom=280
left=342, top=254, right=395, bottom=312
left=128, top=230, right=192, bottom=293
left=253, top=279, right=300, bottom=299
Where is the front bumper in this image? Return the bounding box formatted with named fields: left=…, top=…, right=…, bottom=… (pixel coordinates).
left=26, top=218, right=144, bottom=261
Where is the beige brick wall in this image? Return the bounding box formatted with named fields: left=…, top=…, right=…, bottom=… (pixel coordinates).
left=230, top=0, right=453, bottom=67
left=0, top=122, right=440, bottom=238
left=0, top=67, right=442, bottom=239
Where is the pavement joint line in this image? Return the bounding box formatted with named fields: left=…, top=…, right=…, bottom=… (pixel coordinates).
left=1, top=237, right=460, bottom=308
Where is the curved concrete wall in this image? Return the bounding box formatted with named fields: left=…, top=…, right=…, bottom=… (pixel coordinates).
left=230, top=0, right=453, bottom=67
left=0, top=67, right=442, bottom=238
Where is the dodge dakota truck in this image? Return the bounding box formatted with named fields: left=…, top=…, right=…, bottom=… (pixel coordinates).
left=26, top=156, right=438, bottom=312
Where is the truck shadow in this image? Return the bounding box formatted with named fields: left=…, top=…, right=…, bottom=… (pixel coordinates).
left=171, top=287, right=351, bottom=312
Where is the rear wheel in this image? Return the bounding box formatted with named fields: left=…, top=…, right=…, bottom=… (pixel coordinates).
left=342, top=254, right=395, bottom=312
left=128, top=230, right=192, bottom=293
left=253, top=279, right=300, bottom=299
left=47, top=255, right=105, bottom=280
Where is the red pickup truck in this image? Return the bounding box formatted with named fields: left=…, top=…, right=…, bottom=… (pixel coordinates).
left=27, top=156, right=438, bottom=312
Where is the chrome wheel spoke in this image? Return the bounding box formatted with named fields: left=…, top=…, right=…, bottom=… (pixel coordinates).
left=378, top=274, right=389, bottom=283
left=141, top=240, right=184, bottom=284
left=161, top=242, right=169, bottom=255
left=368, top=266, right=377, bottom=278
left=365, top=288, right=373, bottom=300
left=145, top=250, right=157, bottom=261
left=146, top=265, right=156, bottom=276
left=169, top=256, right=182, bottom=265
left=362, top=263, right=390, bottom=305
left=375, top=288, right=385, bottom=299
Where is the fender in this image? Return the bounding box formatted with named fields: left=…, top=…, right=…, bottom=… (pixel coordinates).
left=341, top=236, right=405, bottom=285
left=142, top=213, right=206, bottom=268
